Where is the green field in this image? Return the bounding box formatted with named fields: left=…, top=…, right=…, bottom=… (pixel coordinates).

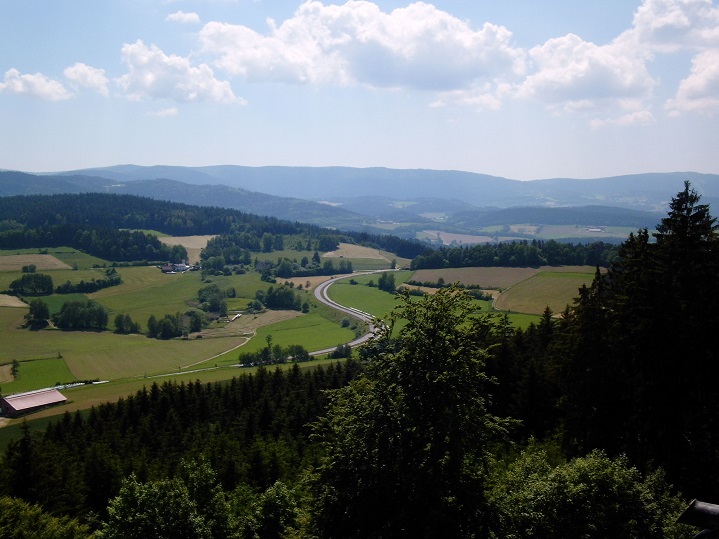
left=494, top=270, right=594, bottom=314
left=327, top=271, right=542, bottom=329
left=0, top=357, right=76, bottom=394
left=0, top=243, right=576, bottom=426
left=327, top=272, right=413, bottom=318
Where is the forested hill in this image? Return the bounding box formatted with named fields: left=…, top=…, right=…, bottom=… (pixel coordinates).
left=0, top=170, right=367, bottom=229
left=0, top=192, right=426, bottom=259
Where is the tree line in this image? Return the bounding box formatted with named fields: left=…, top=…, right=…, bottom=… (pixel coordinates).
left=411, top=238, right=618, bottom=269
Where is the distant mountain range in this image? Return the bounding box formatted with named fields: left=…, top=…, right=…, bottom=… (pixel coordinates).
left=2, top=166, right=718, bottom=243
left=50, top=164, right=719, bottom=211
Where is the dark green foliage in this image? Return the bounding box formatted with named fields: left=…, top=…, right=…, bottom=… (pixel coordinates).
left=99, top=459, right=235, bottom=539
left=239, top=344, right=311, bottom=366
left=21, top=264, right=36, bottom=273
left=0, top=363, right=361, bottom=522
left=255, top=285, right=301, bottom=311
left=327, top=343, right=351, bottom=359
left=411, top=239, right=618, bottom=270
left=52, top=300, right=108, bottom=330
left=558, top=182, right=719, bottom=498
left=198, top=284, right=235, bottom=313
left=377, top=271, right=395, bottom=293
left=146, top=312, right=184, bottom=339
left=26, top=298, right=50, bottom=324
left=10, top=273, right=54, bottom=295
left=488, top=447, right=691, bottom=539
left=55, top=269, right=122, bottom=294
left=310, top=288, right=514, bottom=538
left=0, top=496, right=91, bottom=539
left=113, top=313, right=141, bottom=335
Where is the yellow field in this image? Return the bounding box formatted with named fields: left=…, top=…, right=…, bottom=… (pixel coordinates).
left=0, top=363, right=12, bottom=384
left=159, top=235, right=215, bottom=264
left=494, top=270, right=596, bottom=314
left=0, top=254, right=71, bottom=271
left=412, top=267, right=540, bottom=289
left=279, top=275, right=333, bottom=291
left=0, top=294, right=26, bottom=308
left=411, top=266, right=599, bottom=315
left=323, top=243, right=390, bottom=260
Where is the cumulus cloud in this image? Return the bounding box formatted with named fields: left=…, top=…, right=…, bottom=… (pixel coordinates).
left=116, top=40, right=244, bottom=104
left=64, top=63, right=110, bottom=96
left=666, top=49, right=719, bottom=115
left=166, top=11, right=201, bottom=25
left=630, top=0, right=719, bottom=53
left=516, top=34, right=656, bottom=112
left=0, top=68, right=73, bottom=100
left=199, top=1, right=524, bottom=90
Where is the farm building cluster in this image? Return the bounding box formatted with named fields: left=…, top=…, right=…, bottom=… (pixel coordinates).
left=160, top=260, right=200, bottom=274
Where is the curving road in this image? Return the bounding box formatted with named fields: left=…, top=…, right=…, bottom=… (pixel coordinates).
left=310, top=271, right=390, bottom=356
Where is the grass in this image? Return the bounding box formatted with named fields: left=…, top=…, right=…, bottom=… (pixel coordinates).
left=41, top=294, right=90, bottom=315
left=411, top=267, right=539, bottom=289
left=0, top=357, right=77, bottom=394
left=0, top=253, right=559, bottom=431
left=327, top=272, right=413, bottom=319
left=494, top=270, right=594, bottom=314
left=89, top=266, right=205, bottom=322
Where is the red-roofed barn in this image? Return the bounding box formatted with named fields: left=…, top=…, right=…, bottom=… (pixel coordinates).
left=0, top=388, right=67, bottom=418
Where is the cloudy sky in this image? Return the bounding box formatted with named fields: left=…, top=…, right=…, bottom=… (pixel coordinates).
left=1, top=0, right=717, bottom=179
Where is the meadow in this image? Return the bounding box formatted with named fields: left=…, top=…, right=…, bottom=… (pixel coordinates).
left=493, top=270, right=596, bottom=314
left=0, top=234, right=587, bottom=427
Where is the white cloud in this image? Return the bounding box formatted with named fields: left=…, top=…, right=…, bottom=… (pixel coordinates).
left=166, top=11, right=201, bottom=25
left=666, top=49, right=719, bottom=115
left=64, top=63, right=110, bottom=96
left=630, top=0, right=719, bottom=53
left=116, top=40, right=244, bottom=104
left=199, top=1, right=524, bottom=90
left=430, top=83, right=504, bottom=111
left=0, top=68, right=73, bottom=100
left=148, top=106, right=179, bottom=116
left=590, top=110, right=656, bottom=129
left=516, top=34, right=656, bottom=112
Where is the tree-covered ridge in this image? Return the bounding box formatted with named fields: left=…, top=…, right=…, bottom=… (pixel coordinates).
left=0, top=192, right=426, bottom=259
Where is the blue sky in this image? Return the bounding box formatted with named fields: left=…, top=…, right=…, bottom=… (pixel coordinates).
left=1, top=0, right=717, bottom=180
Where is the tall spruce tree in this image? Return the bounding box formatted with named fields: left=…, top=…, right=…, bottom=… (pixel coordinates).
left=559, top=181, right=719, bottom=497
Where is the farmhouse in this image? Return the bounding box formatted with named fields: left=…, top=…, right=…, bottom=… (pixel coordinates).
left=0, top=388, right=67, bottom=418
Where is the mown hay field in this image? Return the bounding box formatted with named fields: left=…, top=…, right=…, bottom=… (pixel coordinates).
left=0, top=254, right=71, bottom=271
left=159, top=235, right=215, bottom=264
left=0, top=294, right=26, bottom=308
left=411, top=267, right=540, bottom=289
left=494, top=270, right=595, bottom=314
left=323, top=243, right=389, bottom=260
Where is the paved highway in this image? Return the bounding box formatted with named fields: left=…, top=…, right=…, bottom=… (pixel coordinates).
left=310, top=271, right=388, bottom=356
